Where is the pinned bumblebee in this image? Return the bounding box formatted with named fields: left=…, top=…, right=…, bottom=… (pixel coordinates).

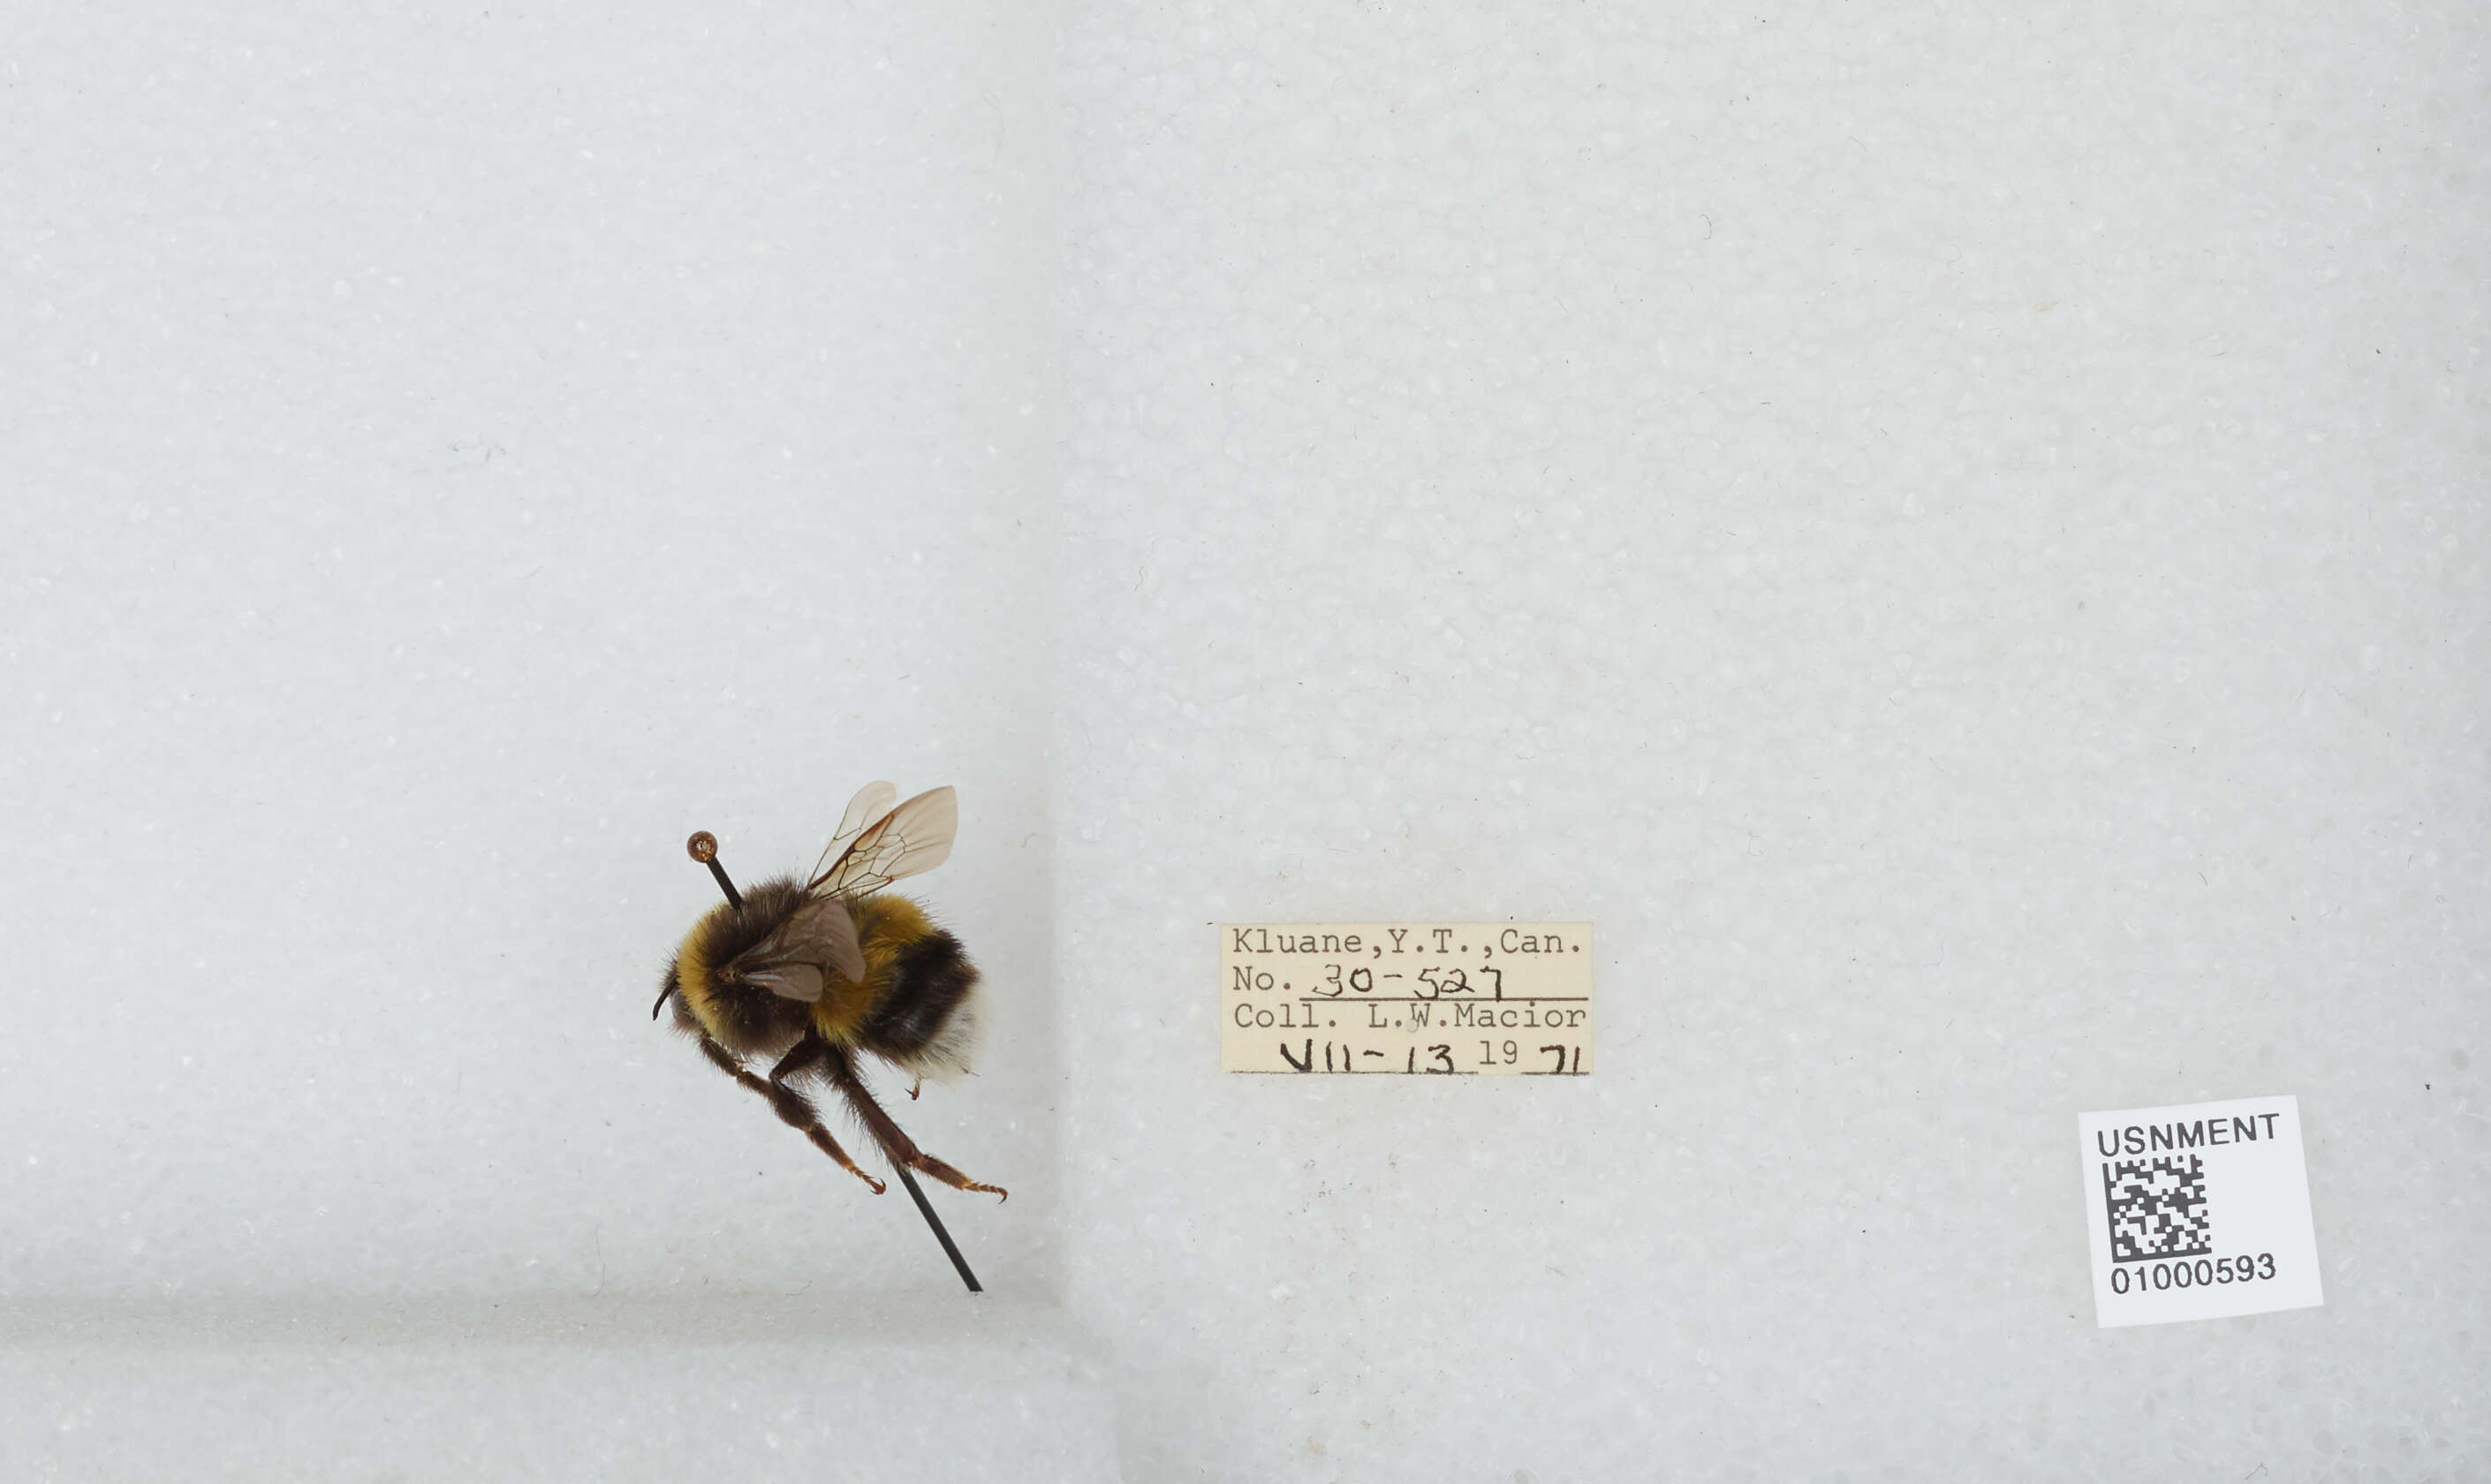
left=655, top=783, right=1003, bottom=1288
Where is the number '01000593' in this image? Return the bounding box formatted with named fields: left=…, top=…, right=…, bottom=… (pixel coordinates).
left=2109, top=1253, right=2276, bottom=1294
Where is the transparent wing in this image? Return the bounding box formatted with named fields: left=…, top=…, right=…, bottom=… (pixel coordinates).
left=806, top=785, right=957, bottom=901
left=745, top=964, right=826, bottom=1003
left=810, top=780, right=897, bottom=883
left=735, top=895, right=868, bottom=990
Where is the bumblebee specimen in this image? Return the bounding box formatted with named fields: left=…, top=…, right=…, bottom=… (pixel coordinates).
left=654, top=783, right=1003, bottom=1202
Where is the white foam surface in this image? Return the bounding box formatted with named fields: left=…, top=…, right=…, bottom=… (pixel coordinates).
left=5, top=0, right=2487, bottom=1479
left=1057, top=2, right=2487, bottom=1479
left=3, top=3, right=1059, bottom=1300
left=4, top=4, right=1072, bottom=1475
left=0, top=1296, right=1115, bottom=1482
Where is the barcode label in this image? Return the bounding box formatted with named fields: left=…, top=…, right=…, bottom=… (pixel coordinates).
left=2077, top=1095, right=2323, bottom=1327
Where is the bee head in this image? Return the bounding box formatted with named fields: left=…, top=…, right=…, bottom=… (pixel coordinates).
left=664, top=877, right=812, bottom=1043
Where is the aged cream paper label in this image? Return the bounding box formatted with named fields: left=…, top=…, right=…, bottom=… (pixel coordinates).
left=1221, top=922, right=1593, bottom=1075
left=2078, top=1094, right=2324, bottom=1328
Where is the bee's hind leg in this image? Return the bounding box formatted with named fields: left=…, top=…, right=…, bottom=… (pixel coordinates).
left=694, top=1033, right=885, bottom=1194
left=823, top=1045, right=1007, bottom=1201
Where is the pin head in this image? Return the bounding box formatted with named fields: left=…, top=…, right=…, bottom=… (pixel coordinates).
left=685, top=830, right=743, bottom=911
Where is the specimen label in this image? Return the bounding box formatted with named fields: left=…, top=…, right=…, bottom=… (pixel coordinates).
left=2077, top=1094, right=2323, bottom=1328
left=1221, top=922, right=1594, bottom=1076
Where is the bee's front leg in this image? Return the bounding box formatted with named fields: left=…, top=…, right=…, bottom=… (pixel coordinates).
left=695, top=1034, right=885, bottom=1194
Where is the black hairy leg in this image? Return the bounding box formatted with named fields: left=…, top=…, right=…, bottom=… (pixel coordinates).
left=695, top=1033, right=885, bottom=1194
left=822, top=1044, right=1007, bottom=1201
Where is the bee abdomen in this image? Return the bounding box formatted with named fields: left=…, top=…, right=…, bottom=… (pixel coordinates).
left=858, top=928, right=980, bottom=1077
